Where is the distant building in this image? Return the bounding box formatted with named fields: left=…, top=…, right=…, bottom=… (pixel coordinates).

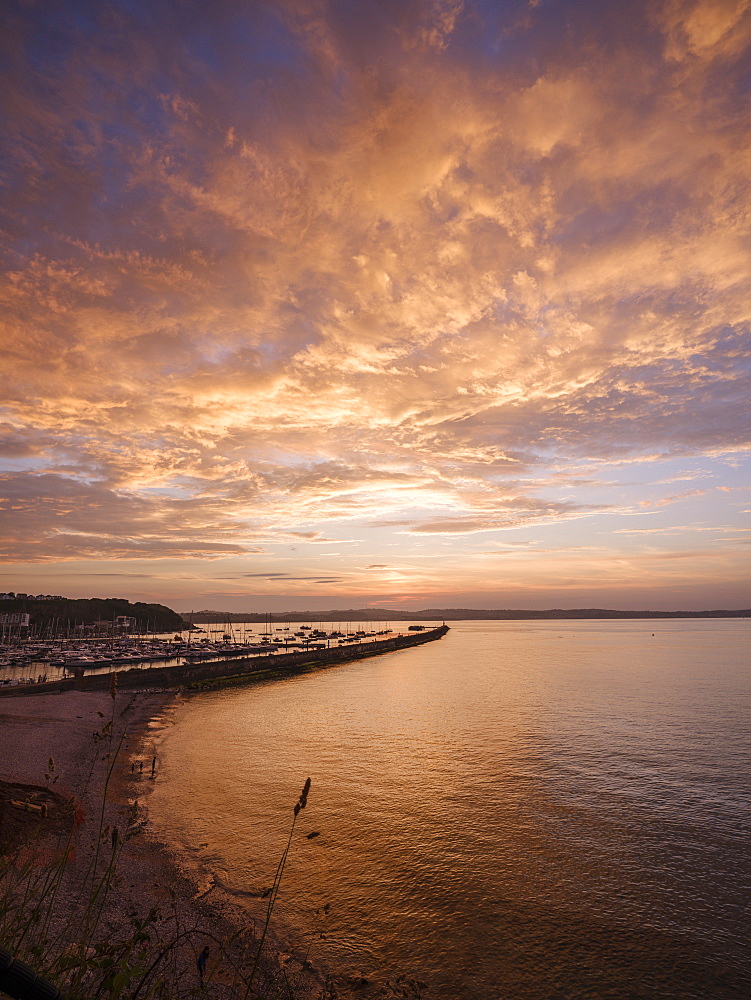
left=0, top=613, right=30, bottom=627
left=114, top=616, right=136, bottom=629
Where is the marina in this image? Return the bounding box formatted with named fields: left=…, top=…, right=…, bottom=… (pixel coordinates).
left=0, top=622, right=444, bottom=690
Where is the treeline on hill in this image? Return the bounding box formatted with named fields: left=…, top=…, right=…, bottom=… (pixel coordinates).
left=2, top=597, right=186, bottom=633
left=185, top=607, right=750, bottom=623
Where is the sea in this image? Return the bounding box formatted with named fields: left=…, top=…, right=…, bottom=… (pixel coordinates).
left=147, top=619, right=751, bottom=999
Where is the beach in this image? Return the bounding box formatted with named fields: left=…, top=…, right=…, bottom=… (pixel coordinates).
left=0, top=687, right=326, bottom=999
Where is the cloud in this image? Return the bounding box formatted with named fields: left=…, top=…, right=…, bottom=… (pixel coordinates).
left=655, top=0, right=751, bottom=62
left=403, top=507, right=592, bottom=534
left=0, top=472, right=260, bottom=562
left=0, top=0, right=748, bottom=606
left=637, top=488, right=708, bottom=508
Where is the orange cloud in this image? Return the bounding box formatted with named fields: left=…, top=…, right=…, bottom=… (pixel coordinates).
left=0, top=0, right=748, bottom=608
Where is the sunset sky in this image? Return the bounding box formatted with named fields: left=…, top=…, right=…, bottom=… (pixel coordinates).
left=1, top=0, right=749, bottom=613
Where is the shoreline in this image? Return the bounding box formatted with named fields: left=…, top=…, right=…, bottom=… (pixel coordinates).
left=0, top=687, right=328, bottom=998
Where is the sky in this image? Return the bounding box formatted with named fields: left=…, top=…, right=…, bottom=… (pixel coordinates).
left=1, top=0, right=750, bottom=614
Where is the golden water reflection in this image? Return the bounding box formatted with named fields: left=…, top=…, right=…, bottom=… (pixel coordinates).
left=148, top=620, right=751, bottom=999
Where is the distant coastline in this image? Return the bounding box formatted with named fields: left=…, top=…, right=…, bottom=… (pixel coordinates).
left=3, top=594, right=748, bottom=635
left=184, top=607, right=751, bottom=623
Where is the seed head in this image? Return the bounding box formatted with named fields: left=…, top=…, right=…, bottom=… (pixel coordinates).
left=300, top=777, right=311, bottom=808
left=295, top=777, right=311, bottom=815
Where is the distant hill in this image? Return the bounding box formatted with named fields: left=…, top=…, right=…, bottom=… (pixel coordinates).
left=183, top=607, right=750, bottom=623
left=0, top=597, right=186, bottom=633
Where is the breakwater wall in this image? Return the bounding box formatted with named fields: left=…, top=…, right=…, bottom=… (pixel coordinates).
left=0, top=625, right=450, bottom=697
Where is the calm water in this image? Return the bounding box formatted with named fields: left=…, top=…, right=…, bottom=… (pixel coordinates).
left=148, top=620, right=751, bottom=999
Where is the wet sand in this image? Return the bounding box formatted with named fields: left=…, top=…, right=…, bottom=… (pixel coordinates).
left=0, top=687, right=325, bottom=998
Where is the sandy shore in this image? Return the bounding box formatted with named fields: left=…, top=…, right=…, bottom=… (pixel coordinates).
left=0, top=687, right=327, bottom=999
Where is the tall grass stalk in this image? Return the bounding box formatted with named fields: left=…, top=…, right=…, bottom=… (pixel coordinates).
left=243, top=778, right=311, bottom=1000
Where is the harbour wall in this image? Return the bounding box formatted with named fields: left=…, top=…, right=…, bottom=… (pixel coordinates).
left=0, top=624, right=449, bottom=697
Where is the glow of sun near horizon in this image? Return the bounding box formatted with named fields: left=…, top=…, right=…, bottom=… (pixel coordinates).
left=1, top=0, right=749, bottom=613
